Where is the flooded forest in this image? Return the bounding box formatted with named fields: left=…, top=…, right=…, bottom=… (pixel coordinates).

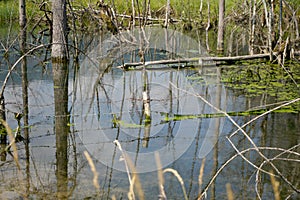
left=0, top=0, right=299, bottom=199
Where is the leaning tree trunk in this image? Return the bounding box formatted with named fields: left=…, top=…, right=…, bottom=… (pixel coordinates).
left=217, top=0, right=225, bottom=52
left=51, top=0, right=68, bottom=60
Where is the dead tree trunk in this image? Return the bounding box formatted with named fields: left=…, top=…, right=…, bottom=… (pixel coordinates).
left=51, top=0, right=68, bottom=60
left=19, top=0, right=26, bottom=49
left=268, top=0, right=274, bottom=61
left=19, top=0, right=29, bottom=144
left=249, top=0, right=256, bottom=55
left=205, top=0, right=211, bottom=51
left=131, top=0, right=136, bottom=26
left=217, top=0, right=225, bottom=52
left=164, top=0, right=171, bottom=28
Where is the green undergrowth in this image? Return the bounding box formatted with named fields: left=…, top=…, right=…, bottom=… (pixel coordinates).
left=0, top=0, right=226, bottom=29
left=0, top=0, right=40, bottom=24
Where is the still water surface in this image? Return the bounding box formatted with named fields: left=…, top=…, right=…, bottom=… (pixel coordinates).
left=0, top=28, right=299, bottom=199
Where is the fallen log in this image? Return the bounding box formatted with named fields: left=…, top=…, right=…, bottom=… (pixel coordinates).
left=117, top=53, right=276, bottom=69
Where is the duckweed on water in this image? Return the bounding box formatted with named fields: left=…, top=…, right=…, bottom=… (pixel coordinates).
left=221, top=61, right=300, bottom=112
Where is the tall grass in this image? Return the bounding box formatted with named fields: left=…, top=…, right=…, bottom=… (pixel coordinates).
left=0, top=0, right=18, bottom=23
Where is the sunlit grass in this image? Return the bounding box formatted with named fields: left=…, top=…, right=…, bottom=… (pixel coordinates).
left=0, top=0, right=18, bottom=23
left=0, top=0, right=220, bottom=25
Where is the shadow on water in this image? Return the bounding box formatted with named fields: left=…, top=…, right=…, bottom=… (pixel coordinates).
left=0, top=26, right=299, bottom=199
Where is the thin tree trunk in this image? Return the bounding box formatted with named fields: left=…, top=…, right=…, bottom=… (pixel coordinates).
left=19, top=0, right=29, bottom=144
left=268, top=0, right=274, bottom=61
left=250, top=0, right=256, bottom=55
left=51, top=0, right=68, bottom=60
left=278, top=0, right=282, bottom=44
left=164, top=0, right=171, bottom=28
left=217, top=0, right=225, bottom=52
left=199, top=0, right=203, bottom=16
left=19, top=0, right=26, bottom=47
left=228, top=28, right=234, bottom=56
left=131, top=0, right=136, bottom=26
left=136, top=0, right=142, bottom=27
left=205, top=0, right=211, bottom=51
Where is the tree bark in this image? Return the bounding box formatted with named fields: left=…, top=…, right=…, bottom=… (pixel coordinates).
left=164, top=0, right=171, bottom=28
left=51, top=0, right=68, bottom=60
left=249, top=0, right=256, bottom=55
left=217, top=0, right=225, bottom=51
left=53, top=61, right=69, bottom=199
left=205, top=0, right=211, bottom=51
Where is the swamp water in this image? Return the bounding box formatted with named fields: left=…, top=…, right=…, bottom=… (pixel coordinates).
left=0, top=27, right=299, bottom=199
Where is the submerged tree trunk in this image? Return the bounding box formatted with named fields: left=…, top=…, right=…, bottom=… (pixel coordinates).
left=217, top=0, right=225, bottom=52
left=51, top=0, right=68, bottom=60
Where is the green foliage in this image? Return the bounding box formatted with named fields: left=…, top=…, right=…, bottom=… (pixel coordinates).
left=0, top=124, right=7, bottom=136
left=0, top=0, right=18, bottom=23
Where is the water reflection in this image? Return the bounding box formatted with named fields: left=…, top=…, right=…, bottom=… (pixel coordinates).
left=0, top=28, right=299, bottom=199
left=53, top=61, right=69, bottom=199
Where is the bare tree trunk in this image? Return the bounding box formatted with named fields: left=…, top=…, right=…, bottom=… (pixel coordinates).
left=199, top=0, right=203, bottom=16
left=51, top=0, right=68, bottom=60
left=268, top=0, right=274, bottom=61
left=131, top=0, right=136, bottom=26
left=19, top=0, right=29, bottom=144
left=164, top=0, right=171, bottom=28
left=19, top=0, right=26, bottom=49
left=205, top=0, right=211, bottom=51
left=217, top=0, right=225, bottom=52
left=249, top=0, right=256, bottom=55
left=278, top=0, right=282, bottom=44
left=228, top=28, right=234, bottom=56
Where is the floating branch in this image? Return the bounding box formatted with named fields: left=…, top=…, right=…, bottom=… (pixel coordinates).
left=118, top=53, right=278, bottom=69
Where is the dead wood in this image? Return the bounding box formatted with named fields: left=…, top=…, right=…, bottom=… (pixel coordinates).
left=118, top=53, right=277, bottom=69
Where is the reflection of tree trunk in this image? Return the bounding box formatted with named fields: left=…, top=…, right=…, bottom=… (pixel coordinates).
left=143, top=123, right=150, bottom=148
left=53, top=61, right=69, bottom=199
left=211, top=68, right=222, bottom=199
left=142, top=71, right=151, bottom=122
left=0, top=96, right=6, bottom=161
left=142, top=70, right=151, bottom=148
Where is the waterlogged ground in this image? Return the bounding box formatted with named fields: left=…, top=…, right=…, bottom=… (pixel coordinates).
left=0, top=28, right=299, bottom=199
